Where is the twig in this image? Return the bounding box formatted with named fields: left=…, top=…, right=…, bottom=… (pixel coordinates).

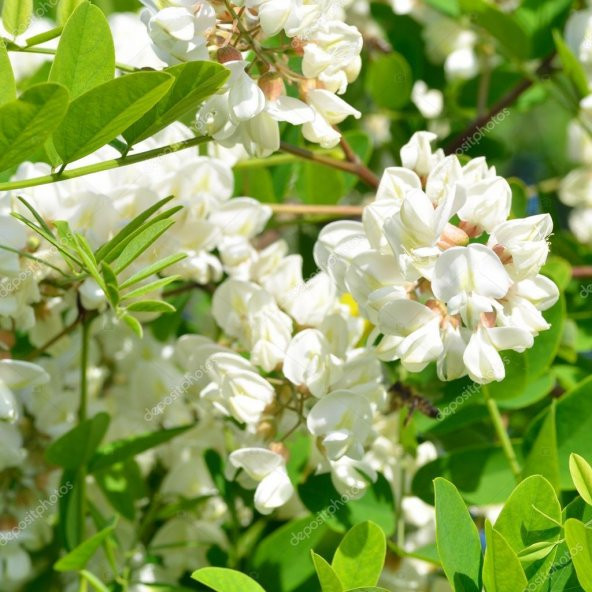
left=445, top=53, right=556, bottom=155
left=267, top=203, right=364, bottom=216
left=279, top=141, right=380, bottom=189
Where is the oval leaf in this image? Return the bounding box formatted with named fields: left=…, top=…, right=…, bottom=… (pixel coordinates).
left=53, top=71, right=174, bottom=164
left=123, top=60, right=229, bottom=145
left=312, top=552, right=343, bottom=592
left=570, top=453, right=592, bottom=506
left=482, top=521, right=528, bottom=592
left=191, top=567, right=265, bottom=592
left=0, top=83, right=69, bottom=173
left=0, top=42, right=16, bottom=105
left=434, top=478, right=482, bottom=592
left=332, top=521, right=386, bottom=589
left=564, top=519, right=592, bottom=592
left=49, top=1, right=115, bottom=98
left=2, top=0, right=33, bottom=37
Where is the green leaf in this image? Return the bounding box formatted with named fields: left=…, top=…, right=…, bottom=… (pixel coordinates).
left=311, top=552, right=343, bottom=592
left=123, top=60, right=229, bottom=145
left=554, top=30, right=590, bottom=98
left=482, top=521, right=528, bottom=592
left=553, top=376, right=592, bottom=489
left=46, top=413, right=110, bottom=470
left=89, top=425, right=192, bottom=473
left=412, top=445, right=521, bottom=506
left=522, top=401, right=561, bottom=495
left=525, top=294, right=565, bottom=379
left=54, top=518, right=117, bottom=571
left=332, top=522, right=386, bottom=589
left=541, top=256, right=572, bottom=291
left=125, top=299, right=176, bottom=314
left=570, top=453, right=592, bottom=506
left=434, top=478, right=482, bottom=592
left=366, top=53, right=412, bottom=110
left=119, top=253, right=187, bottom=289
left=113, top=218, right=176, bottom=274
left=0, top=43, right=16, bottom=105
left=57, top=0, right=85, bottom=25
left=0, top=83, right=69, bottom=173
left=94, top=459, right=146, bottom=520
left=494, top=475, right=561, bottom=589
left=298, top=473, right=396, bottom=536
left=49, top=2, right=115, bottom=99
left=191, top=567, right=265, bottom=592
left=250, top=515, right=336, bottom=592
left=95, top=195, right=175, bottom=263
left=2, top=0, right=33, bottom=37
left=483, top=350, right=528, bottom=401
left=53, top=71, right=174, bottom=164
left=460, top=0, right=530, bottom=59
left=122, top=313, right=143, bottom=337
left=516, top=541, right=558, bottom=562
left=101, top=261, right=119, bottom=306
left=79, top=570, right=110, bottom=592
left=564, top=519, right=592, bottom=591
left=297, top=162, right=345, bottom=205
left=121, top=276, right=180, bottom=302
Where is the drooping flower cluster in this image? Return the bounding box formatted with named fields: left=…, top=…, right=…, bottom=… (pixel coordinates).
left=315, top=132, right=559, bottom=384
left=560, top=7, right=592, bottom=246
left=139, top=0, right=363, bottom=154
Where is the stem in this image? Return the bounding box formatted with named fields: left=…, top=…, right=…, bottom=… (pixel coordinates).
left=445, top=53, right=555, bottom=155
left=7, top=44, right=136, bottom=72
left=482, top=386, right=521, bottom=482
left=76, top=313, right=93, bottom=564
left=280, top=141, right=380, bottom=189
left=0, top=136, right=211, bottom=192
left=573, top=266, right=592, bottom=278
left=267, top=203, right=364, bottom=216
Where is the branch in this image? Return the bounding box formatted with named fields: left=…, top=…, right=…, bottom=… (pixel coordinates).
left=572, top=266, right=592, bottom=278
left=279, top=141, right=380, bottom=189
left=268, top=203, right=364, bottom=216
left=445, top=53, right=556, bottom=155
left=0, top=136, right=212, bottom=192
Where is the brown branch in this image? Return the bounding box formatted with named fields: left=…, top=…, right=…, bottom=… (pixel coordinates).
left=279, top=141, right=380, bottom=189
left=267, top=203, right=364, bottom=216
left=445, top=53, right=556, bottom=155
left=572, top=266, right=592, bottom=278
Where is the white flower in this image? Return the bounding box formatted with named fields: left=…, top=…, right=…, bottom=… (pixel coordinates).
left=463, top=325, right=533, bottom=383
left=301, top=21, right=363, bottom=94
left=142, top=1, right=215, bottom=63
left=457, top=176, right=512, bottom=234
left=225, top=60, right=267, bottom=122
left=412, top=80, right=443, bottom=119
left=376, top=299, right=444, bottom=370
left=0, top=360, right=49, bottom=423
left=0, top=215, right=27, bottom=276
left=303, top=89, right=361, bottom=148
left=488, top=214, right=553, bottom=280
left=283, top=329, right=342, bottom=397
left=0, top=423, right=26, bottom=470
left=432, top=244, right=512, bottom=328
left=307, top=390, right=373, bottom=460
left=229, top=448, right=294, bottom=514
left=559, top=167, right=592, bottom=208
left=400, top=131, right=444, bottom=177
left=202, top=352, right=275, bottom=425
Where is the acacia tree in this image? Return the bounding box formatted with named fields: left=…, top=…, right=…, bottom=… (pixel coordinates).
left=0, top=0, right=592, bottom=591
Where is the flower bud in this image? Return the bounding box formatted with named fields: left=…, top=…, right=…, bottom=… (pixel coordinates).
left=217, top=46, right=243, bottom=63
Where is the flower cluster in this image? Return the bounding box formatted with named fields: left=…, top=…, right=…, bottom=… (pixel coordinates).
left=560, top=6, right=592, bottom=246
left=315, top=132, right=559, bottom=384
left=139, top=0, right=362, bottom=155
